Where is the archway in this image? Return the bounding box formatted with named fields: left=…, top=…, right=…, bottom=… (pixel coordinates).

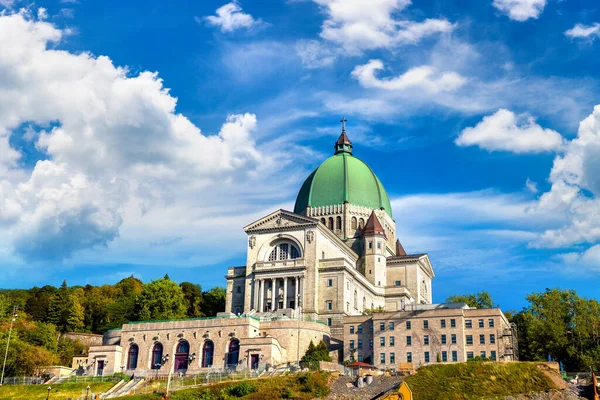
left=127, top=344, right=139, bottom=370
left=174, top=341, right=190, bottom=372
left=151, top=343, right=163, bottom=369
left=227, top=339, right=240, bottom=367
left=202, top=341, right=214, bottom=368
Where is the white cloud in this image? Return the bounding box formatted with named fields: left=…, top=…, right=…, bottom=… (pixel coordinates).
left=312, top=0, right=455, bottom=54
left=352, top=59, right=466, bottom=94
left=492, top=0, right=547, bottom=22
left=565, top=23, right=600, bottom=40
left=37, top=7, right=48, bottom=20
left=0, top=13, right=297, bottom=262
left=455, top=109, right=566, bottom=153
left=525, top=178, right=538, bottom=194
left=203, top=2, right=261, bottom=33
left=296, top=40, right=336, bottom=69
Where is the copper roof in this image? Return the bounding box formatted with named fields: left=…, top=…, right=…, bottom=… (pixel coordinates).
left=363, top=211, right=385, bottom=236
left=396, top=239, right=407, bottom=256
left=336, top=130, right=352, bottom=147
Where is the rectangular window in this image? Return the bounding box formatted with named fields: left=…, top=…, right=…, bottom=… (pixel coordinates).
left=466, top=335, right=473, bottom=345
left=480, top=351, right=486, bottom=358
left=478, top=319, right=484, bottom=328
left=358, top=325, right=363, bottom=334
left=467, top=352, right=474, bottom=360
left=349, top=326, right=354, bottom=334
left=489, top=318, right=495, bottom=328
left=441, top=319, right=446, bottom=328
left=390, top=336, right=395, bottom=346
left=407, top=352, right=412, bottom=363
left=395, top=280, right=401, bottom=286
left=479, top=334, right=485, bottom=345
left=424, top=335, right=429, bottom=345
left=424, top=352, right=430, bottom=363
left=327, top=301, right=333, bottom=310
left=406, top=336, right=412, bottom=346
left=327, top=318, right=332, bottom=326
left=380, top=322, right=385, bottom=331
left=369, top=339, right=373, bottom=349
left=380, top=353, right=385, bottom=364
left=452, top=351, right=458, bottom=362
left=490, top=334, right=496, bottom=345
left=390, top=322, right=395, bottom=331
left=369, top=241, right=373, bottom=249
left=327, top=279, right=333, bottom=287
left=491, top=351, right=497, bottom=361
left=465, top=320, right=472, bottom=329
left=441, top=334, right=447, bottom=345
left=380, top=337, right=385, bottom=347
left=377, top=242, right=381, bottom=249
left=450, top=319, right=456, bottom=328
left=451, top=334, right=457, bottom=344
left=358, top=354, right=364, bottom=362
left=423, top=320, right=429, bottom=329
left=442, top=351, right=447, bottom=362
left=369, top=324, right=374, bottom=333
left=390, top=353, right=395, bottom=364
left=358, top=340, right=363, bottom=349
left=350, top=340, right=355, bottom=350
left=406, top=321, right=412, bottom=330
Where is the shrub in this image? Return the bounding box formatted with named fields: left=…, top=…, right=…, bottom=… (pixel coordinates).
left=228, top=381, right=256, bottom=397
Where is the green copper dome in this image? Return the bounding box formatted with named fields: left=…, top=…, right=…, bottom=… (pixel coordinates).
left=294, top=129, right=393, bottom=217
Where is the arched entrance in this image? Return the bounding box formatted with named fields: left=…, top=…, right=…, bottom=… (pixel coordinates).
left=151, top=343, right=163, bottom=369
left=174, top=341, right=190, bottom=372
left=127, top=344, right=139, bottom=370
left=202, top=341, right=214, bottom=368
left=227, top=339, right=240, bottom=367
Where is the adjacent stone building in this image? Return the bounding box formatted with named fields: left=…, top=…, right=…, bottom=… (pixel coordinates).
left=343, top=303, right=518, bottom=369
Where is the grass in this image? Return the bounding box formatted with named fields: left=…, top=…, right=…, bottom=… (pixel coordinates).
left=404, top=362, right=557, bottom=400
left=0, top=381, right=116, bottom=400
left=124, top=371, right=330, bottom=400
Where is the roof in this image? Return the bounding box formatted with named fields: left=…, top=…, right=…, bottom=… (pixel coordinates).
left=293, top=133, right=392, bottom=217
left=396, top=239, right=407, bottom=256
left=363, top=211, right=385, bottom=236
left=347, top=362, right=377, bottom=368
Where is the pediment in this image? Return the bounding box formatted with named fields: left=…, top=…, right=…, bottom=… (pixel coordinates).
left=244, top=209, right=318, bottom=233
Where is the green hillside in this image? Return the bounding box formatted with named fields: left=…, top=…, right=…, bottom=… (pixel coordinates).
left=0, top=381, right=115, bottom=400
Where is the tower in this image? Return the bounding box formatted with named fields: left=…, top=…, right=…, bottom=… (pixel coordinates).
left=362, top=211, right=387, bottom=287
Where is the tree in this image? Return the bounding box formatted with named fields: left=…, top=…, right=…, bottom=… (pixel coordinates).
left=301, top=340, right=331, bottom=363
left=20, top=321, right=58, bottom=352
left=48, top=281, right=72, bottom=332
left=25, top=285, right=57, bottom=322
left=136, top=278, right=187, bottom=321
left=180, top=282, right=204, bottom=318
left=201, top=287, right=226, bottom=317
left=0, top=337, right=57, bottom=377
left=446, top=291, right=494, bottom=309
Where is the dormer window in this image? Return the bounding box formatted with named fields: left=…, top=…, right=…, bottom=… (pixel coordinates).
left=268, top=241, right=301, bottom=261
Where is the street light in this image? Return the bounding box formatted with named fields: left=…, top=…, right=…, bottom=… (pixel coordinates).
left=46, top=386, right=51, bottom=400
left=86, top=385, right=90, bottom=400
left=0, top=306, right=18, bottom=386
left=120, top=364, right=125, bottom=374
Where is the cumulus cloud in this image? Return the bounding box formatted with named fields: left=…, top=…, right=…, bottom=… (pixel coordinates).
left=312, top=0, right=454, bottom=54
left=492, top=0, right=547, bottom=22
left=352, top=59, right=466, bottom=94
left=296, top=40, right=336, bottom=69
left=0, top=13, right=281, bottom=261
left=203, top=2, right=262, bottom=33
left=565, top=23, right=600, bottom=40
left=455, top=109, right=566, bottom=153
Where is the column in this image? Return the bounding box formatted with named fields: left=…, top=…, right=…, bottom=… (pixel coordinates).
left=294, top=276, right=299, bottom=310
left=253, top=279, right=259, bottom=310
left=283, top=278, right=288, bottom=309
left=271, top=278, right=276, bottom=311
left=259, top=279, right=264, bottom=312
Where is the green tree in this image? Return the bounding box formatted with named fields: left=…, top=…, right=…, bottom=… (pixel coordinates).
left=48, top=280, right=72, bottom=332
left=201, top=287, right=226, bottom=317
left=136, top=277, right=187, bottom=321
left=25, top=285, right=57, bottom=322
left=57, top=337, right=88, bottom=366
left=446, top=291, right=494, bottom=309
left=301, top=340, right=331, bottom=363
left=0, top=337, right=57, bottom=377
left=20, top=321, right=58, bottom=352
left=180, top=282, right=204, bottom=318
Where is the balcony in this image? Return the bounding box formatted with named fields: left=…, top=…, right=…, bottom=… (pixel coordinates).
left=254, top=258, right=306, bottom=271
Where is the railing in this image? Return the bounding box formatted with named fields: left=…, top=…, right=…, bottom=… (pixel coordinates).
left=1, top=374, right=122, bottom=385
left=127, top=314, right=259, bottom=325
left=254, top=259, right=306, bottom=270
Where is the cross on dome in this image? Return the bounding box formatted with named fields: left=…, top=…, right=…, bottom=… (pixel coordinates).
left=334, top=116, right=353, bottom=155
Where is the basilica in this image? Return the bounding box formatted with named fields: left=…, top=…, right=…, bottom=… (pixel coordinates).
left=84, top=123, right=513, bottom=377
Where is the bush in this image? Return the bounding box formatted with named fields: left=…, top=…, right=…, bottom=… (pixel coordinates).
left=297, top=372, right=329, bottom=397
left=228, top=381, right=256, bottom=397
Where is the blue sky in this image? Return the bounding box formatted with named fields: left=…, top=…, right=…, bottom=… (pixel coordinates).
left=0, top=0, right=599, bottom=311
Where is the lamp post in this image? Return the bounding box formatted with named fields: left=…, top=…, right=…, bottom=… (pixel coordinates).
left=46, top=386, right=51, bottom=400
left=120, top=364, right=125, bottom=375
left=0, top=306, right=18, bottom=386
left=85, top=385, right=90, bottom=400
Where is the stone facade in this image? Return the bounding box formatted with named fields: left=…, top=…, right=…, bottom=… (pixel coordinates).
left=343, top=304, right=518, bottom=369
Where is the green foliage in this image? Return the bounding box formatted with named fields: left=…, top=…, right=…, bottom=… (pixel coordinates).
left=445, top=291, right=494, bottom=309
left=362, top=306, right=386, bottom=315
left=228, top=381, right=256, bottom=396
left=136, top=277, right=187, bottom=321
left=57, top=337, right=88, bottom=366
left=181, top=282, right=204, bottom=318
left=201, top=287, right=226, bottom=317
left=297, top=372, right=329, bottom=397
left=0, top=381, right=116, bottom=400
left=25, top=285, right=57, bottom=322
left=19, top=321, right=58, bottom=352
left=0, top=336, right=57, bottom=377
left=404, top=362, right=555, bottom=400
left=301, top=340, right=331, bottom=363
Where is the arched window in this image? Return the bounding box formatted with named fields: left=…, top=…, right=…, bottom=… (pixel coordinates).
left=363, top=297, right=367, bottom=311
left=321, top=218, right=326, bottom=225
left=335, top=216, right=342, bottom=231
left=353, top=290, right=358, bottom=309
left=351, top=217, right=357, bottom=230
left=127, top=344, right=139, bottom=370
left=227, top=339, right=240, bottom=366
left=174, top=341, right=190, bottom=372
left=359, top=218, right=365, bottom=229
left=268, top=241, right=301, bottom=261
left=202, top=341, right=214, bottom=368
left=328, top=217, right=334, bottom=230
left=151, top=343, right=163, bottom=369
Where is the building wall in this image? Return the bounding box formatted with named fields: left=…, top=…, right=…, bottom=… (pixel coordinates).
left=343, top=307, right=514, bottom=369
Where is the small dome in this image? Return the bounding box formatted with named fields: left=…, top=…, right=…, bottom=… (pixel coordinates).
left=294, top=131, right=392, bottom=217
